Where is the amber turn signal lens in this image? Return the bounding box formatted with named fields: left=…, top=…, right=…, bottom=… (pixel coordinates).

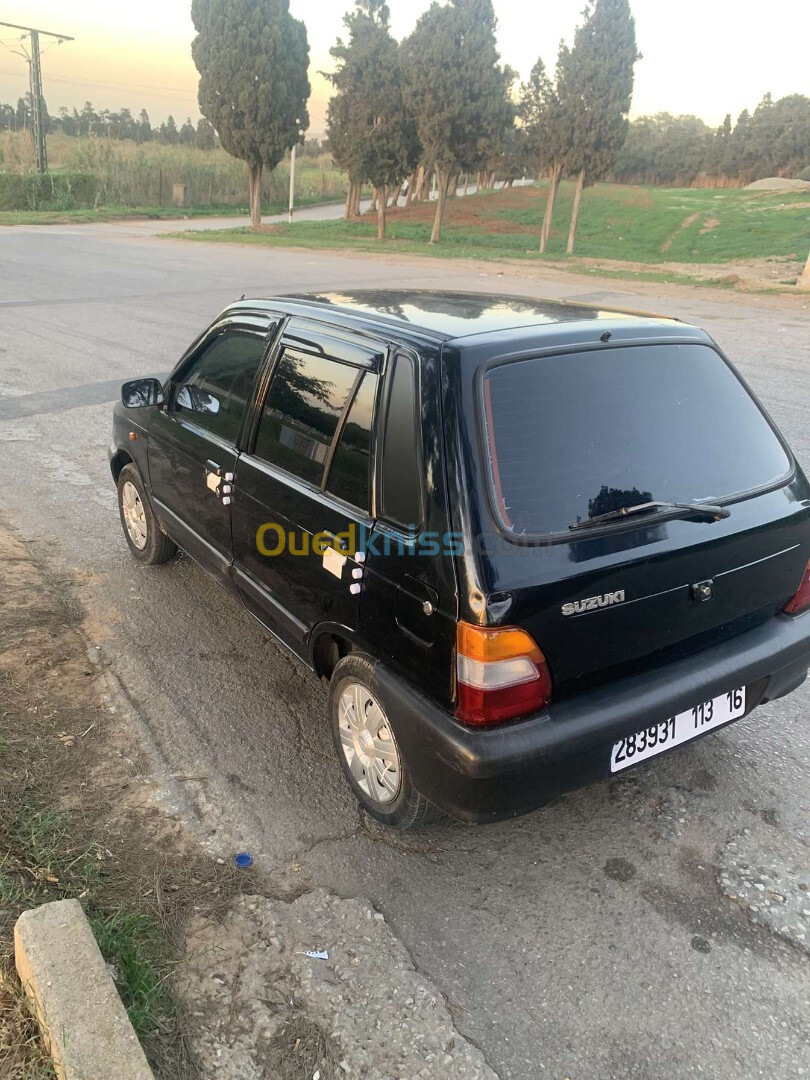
left=456, top=622, right=544, bottom=664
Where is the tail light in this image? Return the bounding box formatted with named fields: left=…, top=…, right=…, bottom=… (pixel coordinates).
left=455, top=621, right=552, bottom=727
left=784, top=559, right=810, bottom=615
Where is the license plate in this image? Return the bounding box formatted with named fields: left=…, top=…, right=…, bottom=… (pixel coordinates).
left=610, top=686, right=746, bottom=773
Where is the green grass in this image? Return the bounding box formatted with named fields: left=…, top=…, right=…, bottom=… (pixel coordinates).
left=91, top=910, right=176, bottom=1042
left=168, top=181, right=810, bottom=271
left=0, top=192, right=344, bottom=226
left=0, top=809, right=171, bottom=1045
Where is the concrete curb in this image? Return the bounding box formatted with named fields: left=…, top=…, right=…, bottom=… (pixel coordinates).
left=15, top=899, right=154, bottom=1080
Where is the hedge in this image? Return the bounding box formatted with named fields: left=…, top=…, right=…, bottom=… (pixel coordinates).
left=0, top=170, right=99, bottom=211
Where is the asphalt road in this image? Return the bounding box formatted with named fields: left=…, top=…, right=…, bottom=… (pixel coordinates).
left=1, top=220, right=809, bottom=1080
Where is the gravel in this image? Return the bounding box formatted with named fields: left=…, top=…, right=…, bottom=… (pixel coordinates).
left=718, top=831, right=810, bottom=954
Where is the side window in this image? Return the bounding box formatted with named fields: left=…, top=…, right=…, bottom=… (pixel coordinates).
left=254, top=347, right=360, bottom=486
left=326, top=372, right=378, bottom=511
left=381, top=353, right=421, bottom=529
left=175, top=329, right=267, bottom=445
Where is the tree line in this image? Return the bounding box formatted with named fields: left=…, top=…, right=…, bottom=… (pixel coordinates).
left=2, top=93, right=328, bottom=158
left=7, top=0, right=807, bottom=243
left=189, top=0, right=639, bottom=251
left=1, top=96, right=219, bottom=149
left=325, top=0, right=639, bottom=250
left=612, top=95, right=810, bottom=187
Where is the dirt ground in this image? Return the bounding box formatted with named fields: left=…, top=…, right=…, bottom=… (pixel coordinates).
left=0, top=521, right=242, bottom=1078
left=565, top=252, right=806, bottom=287
left=0, top=520, right=495, bottom=1080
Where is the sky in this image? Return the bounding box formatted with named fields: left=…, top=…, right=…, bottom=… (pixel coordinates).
left=1, top=1, right=808, bottom=135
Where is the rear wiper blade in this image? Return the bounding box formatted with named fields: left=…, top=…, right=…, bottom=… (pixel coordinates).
left=569, top=500, right=731, bottom=532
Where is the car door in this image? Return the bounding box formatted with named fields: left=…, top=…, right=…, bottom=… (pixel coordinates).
left=358, top=347, right=457, bottom=705
left=147, top=315, right=276, bottom=586
left=230, top=320, right=383, bottom=654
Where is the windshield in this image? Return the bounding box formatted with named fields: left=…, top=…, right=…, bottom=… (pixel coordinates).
left=481, top=343, right=791, bottom=536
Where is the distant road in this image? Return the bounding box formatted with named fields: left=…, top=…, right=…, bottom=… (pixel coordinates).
left=10, top=179, right=532, bottom=238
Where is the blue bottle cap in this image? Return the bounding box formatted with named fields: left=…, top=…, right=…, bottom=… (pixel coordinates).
left=233, top=852, right=253, bottom=868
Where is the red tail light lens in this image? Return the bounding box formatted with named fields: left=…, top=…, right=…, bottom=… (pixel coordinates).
left=784, top=559, right=810, bottom=615
left=455, top=622, right=552, bottom=727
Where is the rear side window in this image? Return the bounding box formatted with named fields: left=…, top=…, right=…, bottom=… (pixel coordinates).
left=254, top=347, right=360, bottom=486
left=326, top=372, right=378, bottom=511
left=482, top=343, right=791, bottom=536
left=381, top=353, right=421, bottom=529
left=175, top=330, right=267, bottom=444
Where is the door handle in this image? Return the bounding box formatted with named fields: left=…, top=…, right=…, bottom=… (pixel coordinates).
left=323, top=530, right=348, bottom=553
left=205, top=460, right=234, bottom=482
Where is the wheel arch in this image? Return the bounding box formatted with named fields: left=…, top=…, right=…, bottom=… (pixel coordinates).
left=310, top=624, right=362, bottom=680
left=110, top=448, right=134, bottom=483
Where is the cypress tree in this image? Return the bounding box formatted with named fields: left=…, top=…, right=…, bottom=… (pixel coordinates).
left=520, top=52, right=573, bottom=252
left=326, top=1, right=418, bottom=235
left=191, top=0, right=310, bottom=227
left=563, top=0, right=639, bottom=253
left=401, top=0, right=513, bottom=244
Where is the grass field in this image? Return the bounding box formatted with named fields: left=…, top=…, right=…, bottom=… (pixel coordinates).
left=0, top=131, right=348, bottom=216
left=173, top=181, right=810, bottom=272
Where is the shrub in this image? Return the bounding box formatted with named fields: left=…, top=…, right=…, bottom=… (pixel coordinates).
left=0, top=170, right=99, bottom=210
left=0, top=173, right=29, bottom=210
left=0, top=132, right=348, bottom=210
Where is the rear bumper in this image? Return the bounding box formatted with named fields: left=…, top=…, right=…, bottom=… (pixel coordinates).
left=378, top=612, right=810, bottom=823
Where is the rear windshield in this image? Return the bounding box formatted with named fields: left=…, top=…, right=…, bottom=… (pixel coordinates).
left=482, top=343, right=791, bottom=536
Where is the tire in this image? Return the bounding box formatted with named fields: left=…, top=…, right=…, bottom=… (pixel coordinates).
left=117, top=463, right=177, bottom=566
left=328, top=653, right=440, bottom=829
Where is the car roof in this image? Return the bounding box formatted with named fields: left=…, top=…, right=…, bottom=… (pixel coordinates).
left=227, top=290, right=685, bottom=346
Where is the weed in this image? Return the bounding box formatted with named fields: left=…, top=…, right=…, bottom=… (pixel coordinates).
left=90, top=909, right=176, bottom=1042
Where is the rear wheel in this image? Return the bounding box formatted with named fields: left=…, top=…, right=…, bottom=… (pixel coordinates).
left=117, top=463, right=176, bottom=565
left=329, top=653, right=439, bottom=829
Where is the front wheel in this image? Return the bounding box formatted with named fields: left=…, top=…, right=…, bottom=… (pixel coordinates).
left=328, top=653, right=439, bottom=829
left=117, top=463, right=176, bottom=565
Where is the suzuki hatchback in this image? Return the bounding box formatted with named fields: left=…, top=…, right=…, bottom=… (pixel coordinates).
left=110, top=291, right=810, bottom=828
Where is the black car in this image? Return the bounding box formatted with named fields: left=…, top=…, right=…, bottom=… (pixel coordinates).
left=109, top=291, right=810, bottom=828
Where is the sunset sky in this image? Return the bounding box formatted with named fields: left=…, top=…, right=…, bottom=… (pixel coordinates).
left=0, top=1, right=807, bottom=135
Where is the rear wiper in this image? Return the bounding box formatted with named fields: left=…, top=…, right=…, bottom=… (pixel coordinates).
left=569, top=500, right=731, bottom=532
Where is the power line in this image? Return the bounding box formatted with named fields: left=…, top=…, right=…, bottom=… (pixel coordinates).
left=0, top=20, right=73, bottom=173
left=0, top=67, right=198, bottom=99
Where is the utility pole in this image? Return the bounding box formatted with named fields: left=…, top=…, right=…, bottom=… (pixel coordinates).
left=288, top=143, right=296, bottom=224
left=0, top=21, right=74, bottom=174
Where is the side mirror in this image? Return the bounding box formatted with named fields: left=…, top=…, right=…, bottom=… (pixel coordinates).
left=121, top=378, right=164, bottom=408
